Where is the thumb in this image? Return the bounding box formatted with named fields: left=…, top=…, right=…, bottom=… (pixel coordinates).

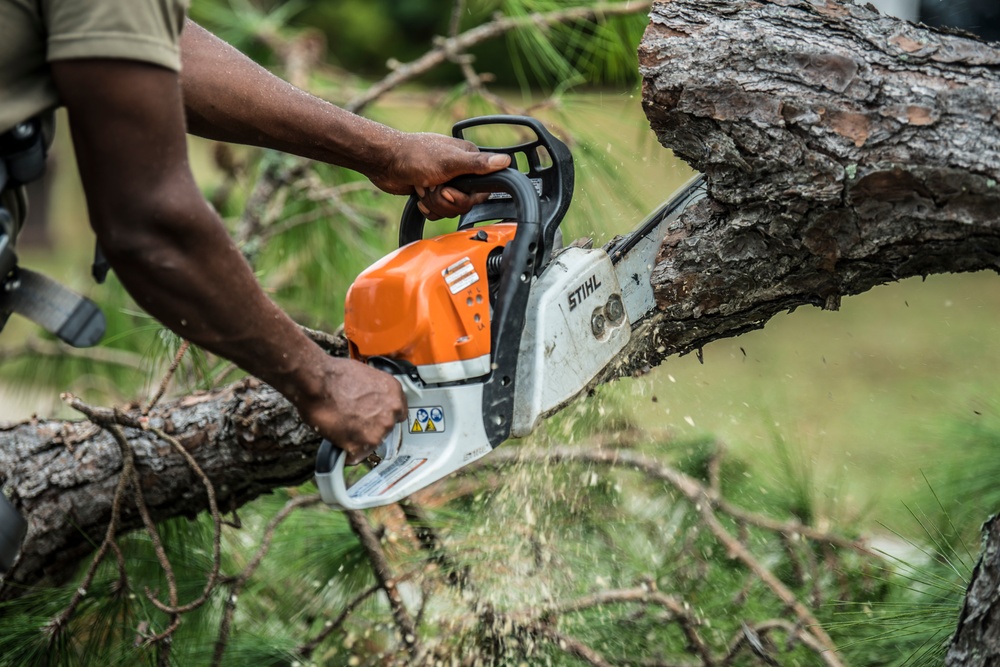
left=472, top=151, right=511, bottom=174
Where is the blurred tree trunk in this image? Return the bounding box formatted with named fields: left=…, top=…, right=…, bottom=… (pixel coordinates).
left=947, top=516, right=1000, bottom=666
left=4, top=0, right=1000, bottom=627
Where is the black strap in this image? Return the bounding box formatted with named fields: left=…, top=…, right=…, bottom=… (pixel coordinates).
left=92, top=244, right=110, bottom=284
left=0, top=119, right=106, bottom=346
left=0, top=194, right=16, bottom=282
left=0, top=268, right=106, bottom=347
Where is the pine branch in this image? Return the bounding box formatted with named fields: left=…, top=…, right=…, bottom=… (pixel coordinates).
left=45, top=421, right=134, bottom=642
left=144, top=341, right=190, bottom=414
left=345, top=509, right=420, bottom=658
left=345, top=1, right=652, bottom=114
left=212, top=493, right=321, bottom=666
left=0, top=338, right=145, bottom=370
left=470, top=446, right=874, bottom=666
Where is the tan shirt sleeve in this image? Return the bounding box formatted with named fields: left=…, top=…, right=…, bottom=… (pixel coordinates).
left=42, top=0, right=189, bottom=72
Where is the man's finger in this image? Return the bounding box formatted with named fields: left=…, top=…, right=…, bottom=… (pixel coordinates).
left=422, top=188, right=489, bottom=219
left=481, top=152, right=511, bottom=173
left=452, top=151, right=510, bottom=176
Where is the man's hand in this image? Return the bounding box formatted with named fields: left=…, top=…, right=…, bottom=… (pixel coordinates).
left=369, top=132, right=512, bottom=220
left=297, top=358, right=408, bottom=465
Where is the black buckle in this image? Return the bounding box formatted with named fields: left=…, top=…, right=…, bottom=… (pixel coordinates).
left=0, top=206, right=17, bottom=283
left=0, top=118, right=46, bottom=187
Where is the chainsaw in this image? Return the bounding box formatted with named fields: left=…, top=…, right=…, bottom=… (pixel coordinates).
left=315, top=115, right=706, bottom=510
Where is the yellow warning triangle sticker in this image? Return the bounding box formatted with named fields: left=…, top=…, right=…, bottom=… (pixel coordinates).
left=411, top=419, right=423, bottom=433
left=425, top=419, right=437, bottom=432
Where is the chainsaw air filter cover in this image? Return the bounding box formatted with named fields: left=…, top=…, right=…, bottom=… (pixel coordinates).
left=344, top=223, right=518, bottom=384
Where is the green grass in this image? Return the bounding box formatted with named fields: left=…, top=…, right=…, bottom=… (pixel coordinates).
left=629, top=271, right=1000, bottom=532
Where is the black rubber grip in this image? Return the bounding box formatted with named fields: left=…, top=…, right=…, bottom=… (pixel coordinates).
left=315, top=439, right=338, bottom=474
left=57, top=300, right=107, bottom=348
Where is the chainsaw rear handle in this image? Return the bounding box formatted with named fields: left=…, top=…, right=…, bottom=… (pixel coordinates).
left=315, top=373, right=496, bottom=510
left=314, top=439, right=349, bottom=507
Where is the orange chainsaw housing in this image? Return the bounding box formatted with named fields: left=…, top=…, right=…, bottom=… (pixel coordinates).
left=344, top=224, right=518, bottom=381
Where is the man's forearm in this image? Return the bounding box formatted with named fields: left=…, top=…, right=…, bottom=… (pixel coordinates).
left=105, top=190, right=331, bottom=407
left=180, top=20, right=510, bottom=215
left=180, top=20, right=400, bottom=178
left=53, top=58, right=329, bottom=410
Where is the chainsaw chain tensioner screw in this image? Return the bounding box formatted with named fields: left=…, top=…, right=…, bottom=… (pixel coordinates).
left=591, top=310, right=606, bottom=338
left=605, top=294, right=625, bottom=325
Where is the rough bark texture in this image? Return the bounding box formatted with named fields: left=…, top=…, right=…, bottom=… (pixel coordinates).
left=3, top=6, right=1000, bottom=659
left=0, top=379, right=321, bottom=595
left=947, top=515, right=1000, bottom=666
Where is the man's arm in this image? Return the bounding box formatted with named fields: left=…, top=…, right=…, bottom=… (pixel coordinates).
left=51, top=58, right=404, bottom=464
left=179, top=20, right=509, bottom=219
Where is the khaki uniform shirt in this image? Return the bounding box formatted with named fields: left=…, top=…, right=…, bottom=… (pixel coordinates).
left=0, top=0, right=189, bottom=227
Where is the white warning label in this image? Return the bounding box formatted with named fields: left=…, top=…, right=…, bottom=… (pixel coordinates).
left=348, top=454, right=428, bottom=498
left=443, top=258, right=479, bottom=295
left=410, top=406, right=445, bottom=434
left=488, top=178, right=542, bottom=198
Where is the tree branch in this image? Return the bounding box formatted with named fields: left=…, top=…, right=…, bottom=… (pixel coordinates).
left=472, top=446, right=868, bottom=666
left=344, top=510, right=420, bottom=658
left=605, top=0, right=1000, bottom=381
left=345, top=1, right=653, bottom=114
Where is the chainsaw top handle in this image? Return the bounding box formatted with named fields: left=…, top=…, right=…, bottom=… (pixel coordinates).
left=398, top=114, right=574, bottom=268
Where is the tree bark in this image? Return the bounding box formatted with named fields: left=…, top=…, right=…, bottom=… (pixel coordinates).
left=614, top=0, right=1000, bottom=380
left=3, top=1, right=1000, bottom=632
left=947, top=515, right=1000, bottom=666
left=635, top=0, right=1000, bottom=658
left=0, top=379, right=321, bottom=595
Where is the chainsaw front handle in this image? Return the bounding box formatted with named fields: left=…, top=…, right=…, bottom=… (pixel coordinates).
left=451, top=115, right=573, bottom=255
left=399, top=114, right=572, bottom=266
left=315, top=375, right=493, bottom=510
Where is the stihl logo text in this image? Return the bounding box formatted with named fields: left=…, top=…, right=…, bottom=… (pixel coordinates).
left=568, top=275, right=602, bottom=311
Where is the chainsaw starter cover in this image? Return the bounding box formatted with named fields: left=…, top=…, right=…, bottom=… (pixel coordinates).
left=344, top=223, right=518, bottom=384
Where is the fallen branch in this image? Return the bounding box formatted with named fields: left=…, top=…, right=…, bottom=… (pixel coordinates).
left=345, top=509, right=420, bottom=659
left=212, top=493, right=321, bottom=666
left=0, top=379, right=321, bottom=596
